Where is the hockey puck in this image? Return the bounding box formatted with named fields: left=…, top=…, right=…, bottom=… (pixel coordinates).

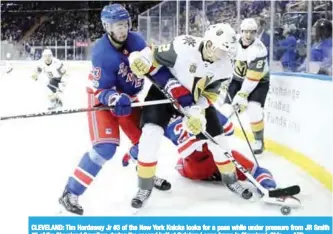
left=280, top=206, right=291, bottom=215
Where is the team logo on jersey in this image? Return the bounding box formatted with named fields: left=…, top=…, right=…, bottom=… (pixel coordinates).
left=235, top=60, right=248, bottom=77
left=119, top=62, right=143, bottom=88
left=189, top=63, right=197, bottom=73
left=105, top=128, right=112, bottom=134
left=118, top=62, right=128, bottom=77
left=182, top=36, right=196, bottom=47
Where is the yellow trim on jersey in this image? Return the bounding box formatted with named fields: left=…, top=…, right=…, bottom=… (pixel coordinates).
left=246, top=69, right=263, bottom=81
left=203, top=91, right=219, bottom=104
left=234, top=127, right=332, bottom=192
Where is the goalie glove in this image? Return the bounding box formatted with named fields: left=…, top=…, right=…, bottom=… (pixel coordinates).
left=182, top=105, right=206, bottom=135
left=232, top=91, right=248, bottom=113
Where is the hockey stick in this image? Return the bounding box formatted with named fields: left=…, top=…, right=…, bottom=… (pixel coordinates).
left=145, top=76, right=300, bottom=198
left=225, top=92, right=260, bottom=166
left=0, top=99, right=172, bottom=121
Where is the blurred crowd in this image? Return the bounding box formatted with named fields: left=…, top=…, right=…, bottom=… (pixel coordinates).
left=1, top=1, right=158, bottom=60
left=1, top=1, right=332, bottom=74
left=174, top=0, right=332, bottom=73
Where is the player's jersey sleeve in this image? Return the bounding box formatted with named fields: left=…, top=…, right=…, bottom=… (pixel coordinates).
left=150, top=36, right=196, bottom=107
left=127, top=32, right=147, bottom=52
left=246, top=41, right=268, bottom=81
left=152, top=39, right=178, bottom=68
left=36, top=64, right=43, bottom=73
left=90, top=53, right=117, bottom=106
left=54, top=58, right=66, bottom=75
left=216, top=110, right=234, bottom=136
left=164, top=117, right=204, bottom=158
left=34, top=59, right=43, bottom=73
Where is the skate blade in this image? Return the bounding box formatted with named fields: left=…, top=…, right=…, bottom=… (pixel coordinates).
left=131, top=207, right=141, bottom=215
left=262, top=195, right=301, bottom=208
left=56, top=204, right=82, bottom=216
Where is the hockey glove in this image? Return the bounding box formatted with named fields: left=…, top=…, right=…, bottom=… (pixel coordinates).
left=165, top=78, right=194, bottom=107
left=232, top=91, right=248, bottom=113
left=122, top=144, right=139, bottom=167
left=108, top=93, right=132, bottom=117
left=183, top=105, right=207, bottom=135
left=31, top=73, right=38, bottom=81
left=128, top=51, right=152, bottom=76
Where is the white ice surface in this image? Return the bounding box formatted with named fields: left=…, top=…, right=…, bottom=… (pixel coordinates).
left=0, top=68, right=331, bottom=234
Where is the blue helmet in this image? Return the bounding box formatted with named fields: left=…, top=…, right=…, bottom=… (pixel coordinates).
left=101, top=4, right=131, bottom=29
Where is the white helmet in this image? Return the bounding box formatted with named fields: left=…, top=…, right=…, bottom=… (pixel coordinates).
left=240, top=18, right=258, bottom=32
left=42, top=49, right=53, bottom=64
left=204, top=23, right=237, bottom=53
left=42, top=49, right=53, bottom=57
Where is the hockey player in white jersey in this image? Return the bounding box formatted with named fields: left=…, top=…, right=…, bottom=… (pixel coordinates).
left=222, top=18, right=270, bottom=155
left=128, top=23, right=254, bottom=209
left=31, top=49, right=67, bottom=110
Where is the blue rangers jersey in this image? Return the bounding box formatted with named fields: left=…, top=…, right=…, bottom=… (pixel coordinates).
left=88, top=32, right=146, bottom=105
left=165, top=110, right=234, bottom=157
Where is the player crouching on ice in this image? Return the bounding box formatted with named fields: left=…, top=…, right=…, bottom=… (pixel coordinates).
left=31, top=49, right=67, bottom=110
left=123, top=110, right=301, bottom=211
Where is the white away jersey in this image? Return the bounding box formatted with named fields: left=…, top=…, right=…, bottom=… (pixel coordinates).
left=153, top=35, right=234, bottom=103
left=36, top=58, right=65, bottom=79
left=233, top=35, right=269, bottom=82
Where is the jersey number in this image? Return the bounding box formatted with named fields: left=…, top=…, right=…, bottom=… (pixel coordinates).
left=174, top=122, right=191, bottom=144
left=157, top=44, right=171, bottom=52
left=256, top=60, right=264, bottom=69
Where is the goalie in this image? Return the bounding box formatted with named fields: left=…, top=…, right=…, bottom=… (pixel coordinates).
left=31, top=49, right=67, bottom=110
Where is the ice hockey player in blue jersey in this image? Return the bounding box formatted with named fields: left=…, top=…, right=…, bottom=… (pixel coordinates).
left=58, top=4, right=170, bottom=215
left=123, top=110, right=300, bottom=209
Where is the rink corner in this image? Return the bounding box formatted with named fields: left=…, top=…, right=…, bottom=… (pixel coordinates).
left=234, top=128, right=332, bottom=192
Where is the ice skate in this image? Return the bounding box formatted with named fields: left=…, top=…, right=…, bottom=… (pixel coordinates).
left=252, top=140, right=264, bottom=155
left=226, top=181, right=253, bottom=200
left=131, top=189, right=152, bottom=209
left=48, top=98, right=63, bottom=110
left=154, top=176, right=171, bottom=191
left=59, top=189, right=84, bottom=215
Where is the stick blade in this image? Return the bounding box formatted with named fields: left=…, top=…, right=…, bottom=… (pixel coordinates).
left=269, top=185, right=301, bottom=197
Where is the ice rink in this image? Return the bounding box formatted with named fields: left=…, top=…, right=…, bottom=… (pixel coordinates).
left=0, top=67, right=331, bottom=233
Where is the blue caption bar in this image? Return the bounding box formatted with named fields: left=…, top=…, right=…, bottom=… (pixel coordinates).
left=29, top=216, right=332, bottom=234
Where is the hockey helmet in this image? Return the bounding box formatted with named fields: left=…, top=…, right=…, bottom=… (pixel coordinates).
left=42, top=49, right=53, bottom=64
left=314, top=18, right=332, bottom=41
left=101, top=4, right=132, bottom=43
left=204, top=23, right=237, bottom=53
left=240, top=18, right=258, bottom=32
left=240, top=18, right=258, bottom=45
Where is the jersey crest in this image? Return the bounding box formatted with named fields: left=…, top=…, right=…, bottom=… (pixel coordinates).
left=118, top=62, right=143, bottom=88
left=182, top=36, right=197, bottom=47
left=234, top=60, right=248, bottom=77
left=189, top=63, right=197, bottom=73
